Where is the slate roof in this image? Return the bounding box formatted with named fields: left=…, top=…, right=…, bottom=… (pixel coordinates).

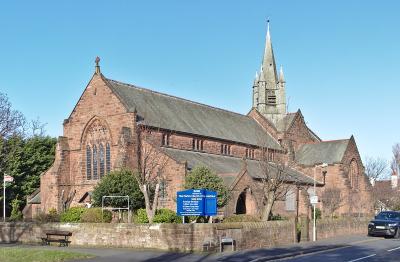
left=276, top=113, right=296, bottom=132
left=295, top=140, right=350, bottom=166
left=106, top=78, right=281, bottom=150
left=162, top=147, right=318, bottom=186
left=27, top=189, right=41, bottom=204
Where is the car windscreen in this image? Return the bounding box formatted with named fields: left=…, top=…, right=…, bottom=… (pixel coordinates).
left=376, top=212, right=400, bottom=220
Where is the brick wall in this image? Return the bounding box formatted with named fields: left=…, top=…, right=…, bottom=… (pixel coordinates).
left=0, top=218, right=369, bottom=252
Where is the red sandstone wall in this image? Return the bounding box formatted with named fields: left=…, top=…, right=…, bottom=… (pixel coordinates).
left=0, top=218, right=370, bottom=251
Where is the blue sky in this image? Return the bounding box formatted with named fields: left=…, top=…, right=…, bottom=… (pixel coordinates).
left=0, top=1, right=399, bottom=162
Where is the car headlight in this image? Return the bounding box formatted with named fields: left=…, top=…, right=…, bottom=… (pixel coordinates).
left=388, top=223, right=397, bottom=227
left=369, top=222, right=374, bottom=226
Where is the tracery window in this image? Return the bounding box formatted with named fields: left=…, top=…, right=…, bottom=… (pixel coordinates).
left=84, top=119, right=112, bottom=180
left=99, top=144, right=105, bottom=178
left=86, top=146, right=92, bottom=180
left=106, top=143, right=111, bottom=174
left=93, top=145, right=98, bottom=180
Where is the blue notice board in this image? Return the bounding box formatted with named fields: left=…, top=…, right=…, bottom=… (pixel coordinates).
left=176, top=189, right=217, bottom=216
left=204, top=190, right=217, bottom=216
left=177, top=189, right=205, bottom=216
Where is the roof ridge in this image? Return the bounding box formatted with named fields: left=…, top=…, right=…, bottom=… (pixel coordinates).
left=106, top=78, right=249, bottom=119
left=162, top=146, right=245, bottom=160
left=320, top=139, right=349, bottom=143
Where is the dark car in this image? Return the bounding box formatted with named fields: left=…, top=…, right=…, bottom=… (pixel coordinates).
left=368, top=211, right=400, bottom=238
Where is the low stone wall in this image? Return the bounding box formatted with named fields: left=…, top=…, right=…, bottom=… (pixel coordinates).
left=0, top=218, right=370, bottom=251
left=315, top=217, right=369, bottom=240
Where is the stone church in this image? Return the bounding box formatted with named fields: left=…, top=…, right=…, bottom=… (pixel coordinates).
left=24, top=24, right=373, bottom=219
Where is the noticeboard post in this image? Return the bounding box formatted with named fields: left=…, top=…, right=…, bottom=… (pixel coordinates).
left=176, top=189, right=218, bottom=222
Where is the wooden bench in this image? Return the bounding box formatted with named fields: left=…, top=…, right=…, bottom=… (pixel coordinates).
left=41, top=230, right=72, bottom=247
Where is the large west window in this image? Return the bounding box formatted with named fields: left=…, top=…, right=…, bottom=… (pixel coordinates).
left=84, top=119, right=112, bottom=180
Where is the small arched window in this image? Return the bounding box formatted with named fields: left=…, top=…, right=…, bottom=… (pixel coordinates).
left=106, top=143, right=111, bottom=174
left=86, top=146, right=92, bottom=180
left=99, top=144, right=105, bottom=178
left=93, top=145, right=98, bottom=180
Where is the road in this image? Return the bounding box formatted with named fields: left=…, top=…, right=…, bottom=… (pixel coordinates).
left=3, top=235, right=400, bottom=261
left=275, top=236, right=400, bottom=262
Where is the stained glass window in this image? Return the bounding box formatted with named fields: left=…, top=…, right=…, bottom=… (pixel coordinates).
left=86, top=146, right=92, bottom=180
left=93, top=145, right=98, bottom=180
left=99, top=144, right=105, bottom=178
left=106, top=143, right=111, bottom=174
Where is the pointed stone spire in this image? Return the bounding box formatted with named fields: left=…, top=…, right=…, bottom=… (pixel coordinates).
left=259, top=67, right=265, bottom=82
left=253, top=71, right=259, bottom=85
left=279, top=65, right=285, bottom=83
left=95, top=56, right=101, bottom=74
left=261, top=20, right=277, bottom=84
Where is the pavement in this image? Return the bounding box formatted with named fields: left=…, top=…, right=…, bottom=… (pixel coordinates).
left=1, top=234, right=399, bottom=261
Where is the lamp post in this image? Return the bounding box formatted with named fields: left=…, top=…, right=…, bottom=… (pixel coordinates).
left=312, top=163, right=327, bottom=242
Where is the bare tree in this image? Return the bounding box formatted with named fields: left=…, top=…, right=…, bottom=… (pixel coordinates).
left=392, top=144, right=400, bottom=175
left=364, top=156, right=389, bottom=183
left=258, top=148, right=300, bottom=221
left=321, top=188, right=344, bottom=217
left=135, top=125, right=169, bottom=223
left=28, top=118, right=47, bottom=137
left=0, top=92, right=25, bottom=138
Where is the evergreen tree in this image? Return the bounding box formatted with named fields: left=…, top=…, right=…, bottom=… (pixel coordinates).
left=184, top=166, right=230, bottom=208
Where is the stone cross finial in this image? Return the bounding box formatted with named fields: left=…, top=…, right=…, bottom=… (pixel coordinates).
left=95, top=56, right=101, bottom=74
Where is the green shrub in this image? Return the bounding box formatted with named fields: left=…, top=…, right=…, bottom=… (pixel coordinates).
left=223, top=214, right=261, bottom=223
left=184, top=166, right=230, bottom=207
left=80, top=208, right=112, bottom=223
left=9, top=199, right=23, bottom=222
left=92, top=169, right=144, bottom=210
left=34, top=208, right=60, bottom=223
left=47, top=208, right=60, bottom=222
left=136, top=208, right=149, bottom=223
left=60, top=207, right=86, bottom=222
left=136, top=208, right=182, bottom=224
left=153, top=209, right=182, bottom=223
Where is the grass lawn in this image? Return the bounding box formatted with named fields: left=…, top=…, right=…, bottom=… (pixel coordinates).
left=0, top=247, right=94, bottom=262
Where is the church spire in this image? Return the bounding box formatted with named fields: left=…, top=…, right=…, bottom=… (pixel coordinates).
left=261, top=20, right=278, bottom=84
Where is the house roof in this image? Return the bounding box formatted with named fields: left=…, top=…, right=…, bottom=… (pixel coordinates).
left=295, top=139, right=349, bottom=166
left=162, top=147, right=318, bottom=186
left=27, top=190, right=41, bottom=204
left=106, top=78, right=282, bottom=150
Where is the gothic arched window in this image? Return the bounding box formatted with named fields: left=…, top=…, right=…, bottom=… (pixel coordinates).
left=86, top=146, right=92, bottom=180
left=99, top=144, right=105, bottom=178
left=106, top=143, right=111, bottom=174
left=350, top=159, right=359, bottom=189
left=93, top=145, right=98, bottom=180
left=83, top=119, right=112, bottom=180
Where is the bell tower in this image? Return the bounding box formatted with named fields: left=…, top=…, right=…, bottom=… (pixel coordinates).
left=252, top=21, right=287, bottom=125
